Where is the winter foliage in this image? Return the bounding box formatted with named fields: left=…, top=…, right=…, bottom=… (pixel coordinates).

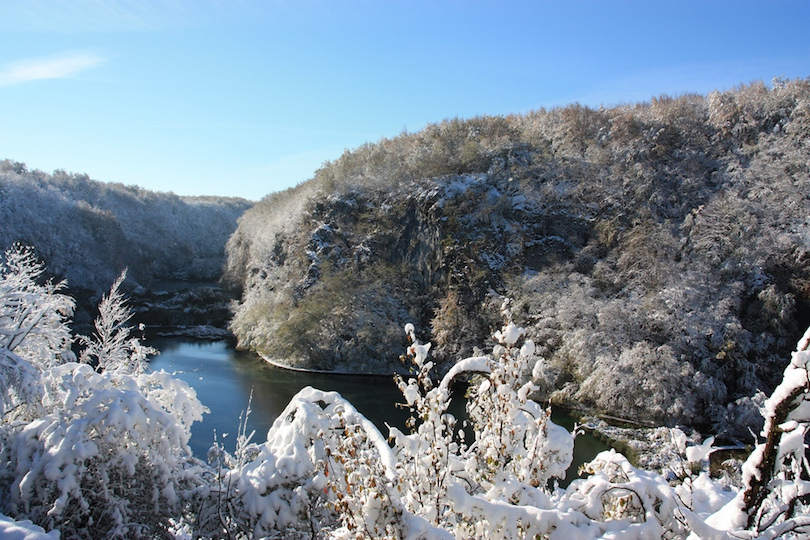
left=0, top=161, right=252, bottom=292
left=226, top=79, right=810, bottom=432
left=0, top=246, right=208, bottom=537
left=2, top=246, right=808, bottom=538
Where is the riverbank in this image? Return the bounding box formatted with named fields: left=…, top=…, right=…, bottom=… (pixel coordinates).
left=258, top=351, right=403, bottom=377
left=546, top=402, right=734, bottom=472
left=575, top=415, right=749, bottom=475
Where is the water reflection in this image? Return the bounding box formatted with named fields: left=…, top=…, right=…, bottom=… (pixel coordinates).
left=149, top=339, right=415, bottom=457
left=148, top=339, right=609, bottom=485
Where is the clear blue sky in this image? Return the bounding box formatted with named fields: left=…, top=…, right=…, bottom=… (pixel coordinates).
left=1, top=1, right=808, bottom=201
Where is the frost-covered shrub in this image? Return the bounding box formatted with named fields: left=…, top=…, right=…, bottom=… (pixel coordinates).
left=317, top=315, right=810, bottom=538
left=195, top=389, right=337, bottom=538
left=0, top=247, right=207, bottom=538
left=1, top=245, right=76, bottom=424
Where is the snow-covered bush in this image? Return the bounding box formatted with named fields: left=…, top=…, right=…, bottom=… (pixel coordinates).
left=314, top=308, right=573, bottom=537
left=3, top=240, right=809, bottom=538
left=0, top=247, right=207, bottom=538
left=463, top=314, right=573, bottom=494
left=311, top=312, right=810, bottom=538
left=6, top=364, right=206, bottom=537
left=195, top=386, right=440, bottom=539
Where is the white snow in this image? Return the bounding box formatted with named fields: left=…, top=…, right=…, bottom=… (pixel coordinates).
left=0, top=514, right=59, bottom=540
left=439, top=356, right=491, bottom=392
left=3, top=243, right=810, bottom=539
left=493, top=322, right=524, bottom=346
left=685, top=436, right=716, bottom=464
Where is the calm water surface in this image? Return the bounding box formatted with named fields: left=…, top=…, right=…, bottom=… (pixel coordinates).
left=148, top=338, right=609, bottom=484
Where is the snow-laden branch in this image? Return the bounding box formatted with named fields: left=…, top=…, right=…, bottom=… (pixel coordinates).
left=705, top=326, right=810, bottom=534
left=438, top=355, right=490, bottom=393
left=269, top=386, right=398, bottom=480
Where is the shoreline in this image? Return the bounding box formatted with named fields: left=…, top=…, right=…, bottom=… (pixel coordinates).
left=257, top=352, right=402, bottom=378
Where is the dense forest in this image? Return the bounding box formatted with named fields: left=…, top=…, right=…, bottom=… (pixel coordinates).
left=226, top=79, right=810, bottom=434
left=0, top=161, right=252, bottom=293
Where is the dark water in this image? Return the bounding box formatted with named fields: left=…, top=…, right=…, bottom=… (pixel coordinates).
left=148, top=339, right=609, bottom=484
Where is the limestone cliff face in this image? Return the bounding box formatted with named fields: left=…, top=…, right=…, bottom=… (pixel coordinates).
left=226, top=81, right=810, bottom=430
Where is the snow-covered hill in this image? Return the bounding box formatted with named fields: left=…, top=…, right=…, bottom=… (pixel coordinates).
left=0, top=161, right=252, bottom=293
left=226, top=80, right=810, bottom=432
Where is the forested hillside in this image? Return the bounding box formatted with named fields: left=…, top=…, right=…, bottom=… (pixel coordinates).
left=226, top=79, right=810, bottom=431
left=0, top=161, right=252, bottom=293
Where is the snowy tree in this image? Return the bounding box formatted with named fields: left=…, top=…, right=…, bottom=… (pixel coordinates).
left=79, top=270, right=154, bottom=374
left=0, top=245, right=73, bottom=419
left=0, top=248, right=207, bottom=538
left=0, top=245, right=73, bottom=369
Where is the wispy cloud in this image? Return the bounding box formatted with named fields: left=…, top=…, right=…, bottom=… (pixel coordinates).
left=0, top=51, right=104, bottom=87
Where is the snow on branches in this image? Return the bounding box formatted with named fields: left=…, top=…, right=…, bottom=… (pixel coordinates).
left=0, top=245, right=73, bottom=367
left=317, top=304, right=810, bottom=538
left=2, top=242, right=809, bottom=538
left=0, top=246, right=207, bottom=538
left=321, top=306, right=577, bottom=538
left=79, top=270, right=155, bottom=374
left=705, top=327, right=810, bottom=536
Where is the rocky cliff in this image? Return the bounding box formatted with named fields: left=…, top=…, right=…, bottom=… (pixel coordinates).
left=226, top=80, right=810, bottom=432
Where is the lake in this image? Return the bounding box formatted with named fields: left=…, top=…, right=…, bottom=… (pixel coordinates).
left=148, top=338, right=609, bottom=485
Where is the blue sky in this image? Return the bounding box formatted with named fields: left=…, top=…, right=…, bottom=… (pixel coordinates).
left=1, top=1, right=808, bottom=201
